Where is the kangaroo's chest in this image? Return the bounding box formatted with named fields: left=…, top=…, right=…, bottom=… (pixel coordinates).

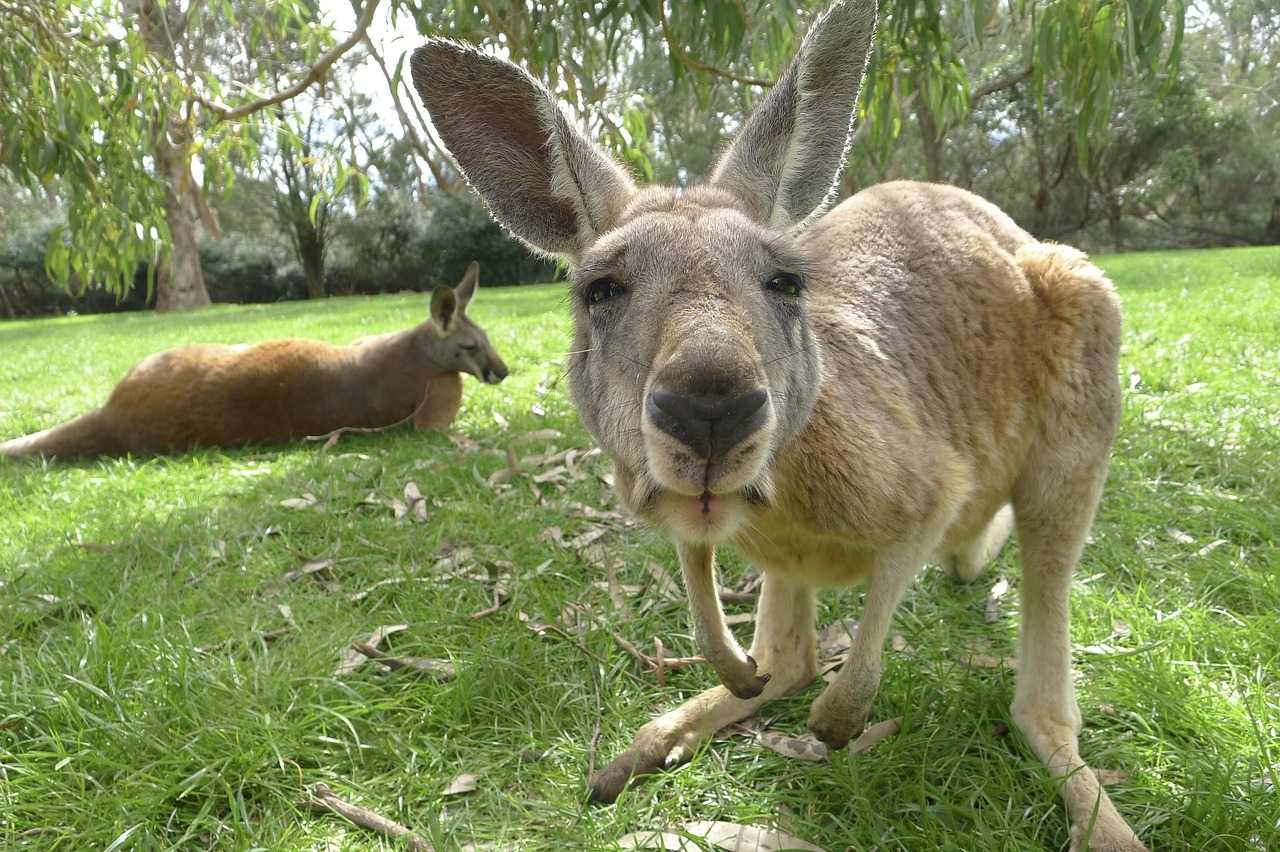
left=737, top=510, right=878, bottom=587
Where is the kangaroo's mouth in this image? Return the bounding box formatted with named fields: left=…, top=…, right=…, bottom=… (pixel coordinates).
left=649, top=481, right=771, bottom=544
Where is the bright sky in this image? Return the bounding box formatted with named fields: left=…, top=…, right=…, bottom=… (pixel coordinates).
left=318, top=0, right=425, bottom=128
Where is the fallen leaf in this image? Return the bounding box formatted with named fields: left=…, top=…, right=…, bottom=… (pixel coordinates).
left=403, top=482, right=429, bottom=523
left=566, top=525, right=609, bottom=551
left=645, top=561, right=682, bottom=600
left=1196, top=539, right=1228, bottom=558
left=335, top=624, right=408, bottom=677
left=493, top=410, right=510, bottom=431
left=448, top=433, right=481, bottom=452
left=890, top=634, right=912, bottom=653
left=849, top=717, right=901, bottom=754
left=354, top=644, right=456, bottom=680
left=531, top=402, right=546, bottom=417
left=985, top=577, right=1010, bottom=623
left=348, top=577, right=406, bottom=603
left=533, top=465, right=569, bottom=484
left=282, top=559, right=335, bottom=584
left=619, top=821, right=825, bottom=851
left=817, top=619, right=859, bottom=659
left=756, top=731, right=828, bottom=762
left=511, top=428, right=562, bottom=446
left=279, top=493, right=318, bottom=510
left=579, top=542, right=615, bottom=573
left=1167, top=528, right=1195, bottom=545
left=277, top=604, right=299, bottom=631
left=442, top=773, right=478, bottom=796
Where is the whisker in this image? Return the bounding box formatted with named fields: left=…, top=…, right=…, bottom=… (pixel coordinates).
left=760, top=344, right=812, bottom=368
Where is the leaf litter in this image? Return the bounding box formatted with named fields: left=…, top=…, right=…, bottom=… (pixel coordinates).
left=617, top=820, right=825, bottom=851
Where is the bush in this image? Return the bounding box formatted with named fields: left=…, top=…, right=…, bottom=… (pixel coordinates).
left=329, top=192, right=555, bottom=295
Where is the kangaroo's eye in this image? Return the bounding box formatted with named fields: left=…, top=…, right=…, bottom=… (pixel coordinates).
left=765, top=272, right=803, bottom=297
left=462, top=344, right=480, bottom=353
left=586, top=277, right=624, bottom=306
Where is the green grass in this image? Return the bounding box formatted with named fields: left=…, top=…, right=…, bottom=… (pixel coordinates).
left=2, top=246, right=1277, bottom=851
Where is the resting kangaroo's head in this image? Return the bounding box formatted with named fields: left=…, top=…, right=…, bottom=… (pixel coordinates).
left=423, top=261, right=509, bottom=384
left=411, top=0, right=875, bottom=541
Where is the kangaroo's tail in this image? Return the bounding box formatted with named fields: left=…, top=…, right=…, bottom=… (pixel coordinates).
left=0, top=410, right=120, bottom=461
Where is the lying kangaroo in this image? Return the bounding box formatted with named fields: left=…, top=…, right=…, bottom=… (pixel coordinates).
left=1, top=262, right=508, bottom=460
left=410, top=3, right=1140, bottom=849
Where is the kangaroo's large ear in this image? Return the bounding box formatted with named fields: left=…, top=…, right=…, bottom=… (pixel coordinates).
left=711, top=0, right=877, bottom=230
left=410, top=41, right=636, bottom=263
left=454, top=261, right=479, bottom=311
left=430, top=285, right=458, bottom=331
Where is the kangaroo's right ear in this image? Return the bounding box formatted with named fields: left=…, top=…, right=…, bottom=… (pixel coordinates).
left=410, top=41, right=636, bottom=264
left=454, top=261, right=479, bottom=311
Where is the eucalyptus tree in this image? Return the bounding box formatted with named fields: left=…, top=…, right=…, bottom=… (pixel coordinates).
left=386, top=0, right=1187, bottom=187
left=0, top=0, right=380, bottom=310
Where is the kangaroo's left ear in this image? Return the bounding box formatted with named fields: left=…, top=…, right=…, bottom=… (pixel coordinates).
left=431, top=285, right=458, bottom=331
left=711, top=0, right=877, bottom=230
left=454, top=261, right=479, bottom=311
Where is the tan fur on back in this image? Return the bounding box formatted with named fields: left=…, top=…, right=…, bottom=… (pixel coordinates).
left=749, top=181, right=1120, bottom=572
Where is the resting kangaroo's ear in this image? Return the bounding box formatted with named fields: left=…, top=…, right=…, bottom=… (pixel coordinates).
left=431, top=285, right=458, bottom=331
left=410, top=41, right=636, bottom=263
left=711, top=0, right=877, bottom=230
left=454, top=261, right=479, bottom=311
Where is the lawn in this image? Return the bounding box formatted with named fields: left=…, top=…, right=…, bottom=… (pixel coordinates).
left=1, top=246, right=1277, bottom=851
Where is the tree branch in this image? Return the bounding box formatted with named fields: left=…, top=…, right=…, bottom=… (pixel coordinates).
left=363, top=36, right=459, bottom=196
left=657, top=0, right=774, bottom=89
left=196, top=0, right=381, bottom=123
left=971, top=65, right=1033, bottom=105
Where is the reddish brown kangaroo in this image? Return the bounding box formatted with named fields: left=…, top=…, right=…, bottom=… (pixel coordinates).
left=1, top=262, right=508, bottom=460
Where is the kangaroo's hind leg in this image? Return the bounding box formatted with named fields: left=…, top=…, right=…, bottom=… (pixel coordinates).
left=1011, top=449, right=1144, bottom=851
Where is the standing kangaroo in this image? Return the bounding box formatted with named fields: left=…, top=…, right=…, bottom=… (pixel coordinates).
left=410, top=2, right=1142, bottom=849
left=1, top=262, right=508, bottom=460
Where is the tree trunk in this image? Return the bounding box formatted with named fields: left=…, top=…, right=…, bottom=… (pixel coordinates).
left=300, top=234, right=326, bottom=300
left=153, top=124, right=212, bottom=312
left=1107, top=195, right=1124, bottom=250
left=916, top=100, right=945, bottom=183
left=1264, top=194, right=1280, bottom=245
left=133, top=0, right=212, bottom=312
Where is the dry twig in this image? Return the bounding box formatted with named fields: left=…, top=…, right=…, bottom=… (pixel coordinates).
left=608, top=630, right=705, bottom=679
left=353, top=643, right=456, bottom=680
left=305, top=783, right=432, bottom=851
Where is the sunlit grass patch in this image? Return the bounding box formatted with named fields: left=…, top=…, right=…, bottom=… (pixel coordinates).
left=2, top=248, right=1277, bottom=849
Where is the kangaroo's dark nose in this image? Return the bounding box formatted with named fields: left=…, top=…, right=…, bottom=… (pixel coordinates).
left=646, top=388, right=768, bottom=459
left=485, top=360, right=509, bottom=384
